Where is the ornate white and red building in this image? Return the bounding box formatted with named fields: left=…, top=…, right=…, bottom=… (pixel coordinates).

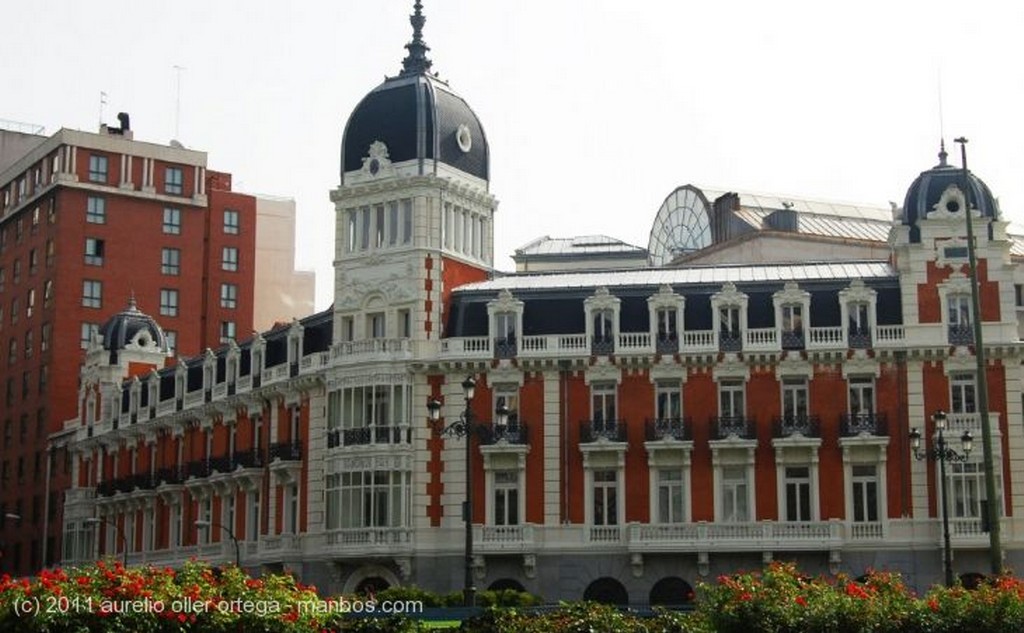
left=58, top=3, right=1024, bottom=604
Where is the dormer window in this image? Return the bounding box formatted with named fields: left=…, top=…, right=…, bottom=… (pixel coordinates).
left=781, top=304, right=804, bottom=350
left=656, top=308, right=677, bottom=342
left=592, top=310, right=614, bottom=354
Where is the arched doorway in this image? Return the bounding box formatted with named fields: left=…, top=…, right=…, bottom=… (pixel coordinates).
left=649, top=576, right=695, bottom=605
left=488, top=578, right=526, bottom=592
left=355, top=576, right=390, bottom=595
left=583, top=577, right=628, bottom=605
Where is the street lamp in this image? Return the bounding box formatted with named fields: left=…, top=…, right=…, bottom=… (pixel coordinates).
left=427, top=376, right=505, bottom=607
left=909, top=410, right=973, bottom=586
left=195, top=520, right=241, bottom=568
left=84, top=517, right=128, bottom=566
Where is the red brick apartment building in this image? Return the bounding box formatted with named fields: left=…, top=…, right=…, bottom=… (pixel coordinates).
left=0, top=118, right=256, bottom=575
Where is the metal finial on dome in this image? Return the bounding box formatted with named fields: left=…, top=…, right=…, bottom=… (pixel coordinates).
left=937, top=139, right=948, bottom=167
left=127, top=290, right=138, bottom=311
left=400, top=0, right=433, bottom=76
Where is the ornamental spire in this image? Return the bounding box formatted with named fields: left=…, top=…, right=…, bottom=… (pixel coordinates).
left=937, top=138, right=948, bottom=167
left=400, top=1, right=433, bottom=76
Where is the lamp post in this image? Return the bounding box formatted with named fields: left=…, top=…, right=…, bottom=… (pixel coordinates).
left=84, top=516, right=128, bottom=566
left=953, top=136, right=1001, bottom=574
left=427, top=376, right=508, bottom=608
left=909, top=410, right=973, bottom=586
left=195, top=519, right=241, bottom=568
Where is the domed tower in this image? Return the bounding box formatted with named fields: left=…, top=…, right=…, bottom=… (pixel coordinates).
left=331, top=1, right=497, bottom=348
left=891, top=142, right=1014, bottom=342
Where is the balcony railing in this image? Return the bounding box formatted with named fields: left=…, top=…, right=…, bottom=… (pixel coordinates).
left=775, top=414, right=820, bottom=438
left=808, top=326, right=844, bottom=349
left=493, top=337, right=517, bottom=359
left=580, top=419, right=626, bottom=443
left=781, top=329, right=805, bottom=350
left=481, top=423, right=528, bottom=445
left=875, top=325, right=905, bottom=346
left=186, top=460, right=211, bottom=479
left=132, top=473, right=157, bottom=491
left=840, top=412, right=887, bottom=437
left=745, top=327, right=777, bottom=351
left=655, top=336, right=678, bottom=354
left=591, top=336, right=614, bottom=356
left=269, top=441, right=302, bottom=461
left=646, top=417, right=690, bottom=441
left=328, top=425, right=412, bottom=448
left=617, top=332, right=650, bottom=352
left=474, top=524, right=535, bottom=551
left=156, top=467, right=185, bottom=486
left=208, top=455, right=232, bottom=474
left=719, top=331, right=742, bottom=352
left=712, top=416, right=755, bottom=440
left=325, top=527, right=413, bottom=550
left=848, top=327, right=872, bottom=349
left=948, top=324, right=974, bottom=346
left=232, top=449, right=264, bottom=470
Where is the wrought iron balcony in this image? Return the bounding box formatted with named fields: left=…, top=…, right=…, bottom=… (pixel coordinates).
left=115, top=477, right=136, bottom=493
left=948, top=324, right=973, bottom=346
left=208, top=455, right=232, bottom=474
left=655, top=336, right=679, bottom=354
left=186, top=459, right=211, bottom=479
left=481, top=422, right=528, bottom=445
left=231, top=449, right=263, bottom=469
left=781, top=330, right=805, bottom=350
left=580, top=419, right=626, bottom=443
left=591, top=336, right=615, bottom=356
left=269, top=440, right=302, bottom=461
left=712, top=416, right=755, bottom=440
left=719, top=331, right=742, bottom=352
left=848, top=327, right=872, bottom=349
left=494, top=337, right=517, bottom=359
left=132, top=473, right=157, bottom=490
left=775, top=414, right=821, bottom=438
left=840, top=412, right=887, bottom=437
left=156, top=466, right=185, bottom=486
left=96, top=480, right=117, bottom=497
left=646, top=417, right=691, bottom=441
left=330, top=425, right=412, bottom=448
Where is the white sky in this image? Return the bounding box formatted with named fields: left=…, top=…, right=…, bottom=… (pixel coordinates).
left=2, top=1, right=1022, bottom=311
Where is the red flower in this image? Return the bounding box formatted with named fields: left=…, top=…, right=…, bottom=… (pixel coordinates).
left=739, top=592, right=753, bottom=601
left=928, top=597, right=939, bottom=612
left=177, top=613, right=187, bottom=623
left=795, top=595, right=807, bottom=607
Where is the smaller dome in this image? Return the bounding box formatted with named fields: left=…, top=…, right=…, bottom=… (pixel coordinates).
left=98, top=297, right=169, bottom=356
left=902, top=143, right=999, bottom=239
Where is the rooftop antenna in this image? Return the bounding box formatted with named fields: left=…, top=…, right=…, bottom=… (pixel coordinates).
left=99, top=91, right=108, bottom=128
left=173, top=65, right=186, bottom=141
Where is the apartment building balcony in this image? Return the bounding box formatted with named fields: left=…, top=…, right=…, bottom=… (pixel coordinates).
left=745, top=327, right=778, bottom=352
left=480, top=422, right=528, bottom=446
left=948, top=324, right=974, bottom=346
left=493, top=336, right=517, bottom=359
left=259, top=534, right=302, bottom=560
left=655, top=335, right=678, bottom=354
left=646, top=417, right=691, bottom=442
left=681, top=330, right=715, bottom=352
left=774, top=415, right=821, bottom=439
left=840, top=412, right=887, bottom=437
left=580, top=419, right=626, bottom=443
left=269, top=441, right=303, bottom=484
left=334, top=338, right=413, bottom=363
left=945, top=412, right=999, bottom=436
left=711, top=416, right=756, bottom=441
left=807, top=326, right=844, bottom=349
left=781, top=329, right=805, bottom=350
left=628, top=520, right=843, bottom=553
left=848, top=327, right=872, bottom=349
left=324, top=527, right=414, bottom=557
left=327, top=424, right=412, bottom=449
left=874, top=325, right=905, bottom=347
left=719, top=331, right=742, bottom=352
left=616, top=332, right=651, bottom=354
left=591, top=335, right=615, bottom=356
left=473, top=524, right=536, bottom=553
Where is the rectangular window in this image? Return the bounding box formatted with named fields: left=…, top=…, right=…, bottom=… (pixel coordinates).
left=28, top=249, right=37, bottom=275
left=222, top=247, right=238, bottom=271
left=88, top=155, right=108, bottom=183
left=84, top=238, right=104, bottom=265
left=655, top=382, right=681, bottom=420
left=341, top=316, right=354, bottom=342
left=782, top=377, right=808, bottom=419
left=86, top=197, right=106, bottom=223
left=720, top=465, right=749, bottom=522
left=849, top=302, right=870, bottom=332
left=950, top=373, right=977, bottom=414
left=591, top=382, right=617, bottom=423
left=592, top=309, right=613, bottom=340
left=367, top=312, right=385, bottom=339
left=493, top=470, right=519, bottom=526
left=398, top=309, right=411, bottom=338
left=719, top=379, right=745, bottom=418
left=949, top=462, right=998, bottom=520
left=165, top=331, right=177, bottom=355
left=494, top=385, right=520, bottom=428
left=592, top=469, right=618, bottom=526
left=848, top=377, right=875, bottom=415
left=360, top=206, right=370, bottom=250
left=719, top=305, right=740, bottom=335
left=223, top=209, right=239, bottom=234
left=657, top=469, right=685, bottom=523
left=220, top=283, right=237, bottom=309
left=1016, top=285, right=1024, bottom=308
left=948, top=294, right=971, bottom=327
left=82, top=280, right=102, bottom=308
left=402, top=199, right=412, bottom=244
left=656, top=308, right=677, bottom=340
left=246, top=489, right=261, bottom=541
left=25, top=290, right=35, bottom=320
left=346, top=209, right=357, bottom=253
left=80, top=323, right=99, bottom=349
left=164, top=166, right=183, bottom=195
left=159, top=289, right=179, bottom=317
left=388, top=202, right=399, bottom=245
left=161, top=248, right=180, bottom=275
left=374, top=204, right=385, bottom=248
left=163, top=207, right=181, bottom=234
left=784, top=466, right=812, bottom=521
left=851, top=464, right=879, bottom=522
left=221, top=321, right=236, bottom=341
left=782, top=304, right=803, bottom=333
left=495, top=312, right=516, bottom=341
left=330, top=470, right=407, bottom=529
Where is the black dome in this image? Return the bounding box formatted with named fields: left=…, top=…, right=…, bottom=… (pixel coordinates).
left=98, top=298, right=169, bottom=360
left=902, top=144, right=999, bottom=241
left=339, top=2, right=489, bottom=183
